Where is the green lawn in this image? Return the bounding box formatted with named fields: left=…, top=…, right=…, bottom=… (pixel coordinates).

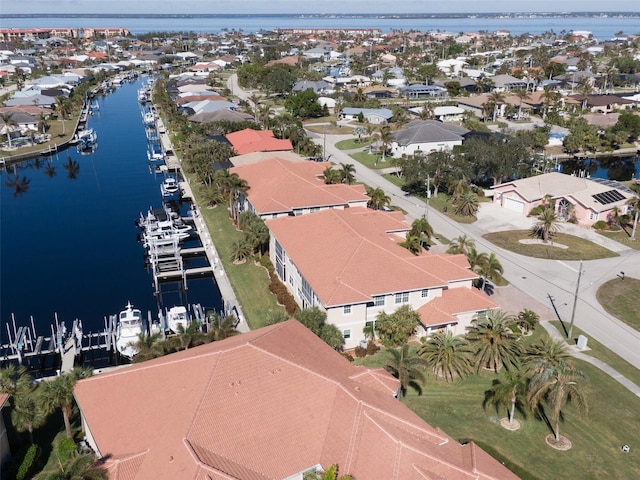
left=356, top=329, right=640, bottom=480
left=483, top=230, right=619, bottom=260
left=550, top=320, right=640, bottom=387
left=596, top=277, right=640, bottom=330
left=195, top=192, right=285, bottom=330
left=597, top=229, right=640, bottom=251
left=349, top=150, right=389, bottom=169
left=335, top=138, right=372, bottom=150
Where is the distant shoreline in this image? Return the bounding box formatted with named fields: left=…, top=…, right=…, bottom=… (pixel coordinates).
left=4, top=12, right=640, bottom=19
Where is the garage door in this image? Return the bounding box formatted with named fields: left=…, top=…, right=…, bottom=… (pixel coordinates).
left=503, top=196, right=524, bottom=213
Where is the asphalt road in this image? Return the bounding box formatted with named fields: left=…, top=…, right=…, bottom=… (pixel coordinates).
left=311, top=130, right=640, bottom=371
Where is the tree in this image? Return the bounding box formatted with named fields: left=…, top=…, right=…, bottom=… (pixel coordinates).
left=39, top=368, right=93, bottom=438
left=483, top=361, right=530, bottom=428
left=452, top=190, right=479, bottom=217
left=487, top=91, right=506, bottom=121
left=375, top=305, right=421, bottom=347
left=0, top=365, right=32, bottom=399
left=1, top=112, right=17, bottom=148
left=131, top=331, right=164, bottom=363
left=174, top=321, right=206, bottom=350
left=477, top=252, right=503, bottom=290
left=526, top=337, right=572, bottom=384
left=366, top=186, right=391, bottom=210
left=408, top=217, right=433, bottom=248
left=323, top=166, right=342, bottom=184
left=446, top=235, right=475, bottom=256
left=466, top=310, right=520, bottom=373
left=513, top=88, right=529, bottom=119
left=320, top=323, right=345, bottom=350
left=531, top=206, right=559, bottom=242
left=304, top=464, right=355, bottom=480
left=339, top=163, right=356, bottom=184
left=284, top=89, right=324, bottom=118
left=11, top=393, right=46, bottom=445
left=399, top=234, right=422, bottom=255
left=228, top=173, right=250, bottom=223
left=56, top=96, right=72, bottom=136
left=40, top=452, right=108, bottom=480
left=527, top=362, right=588, bottom=444
left=230, top=238, right=253, bottom=264
left=206, top=312, right=239, bottom=341
left=295, top=307, right=327, bottom=336
left=466, top=247, right=488, bottom=274
left=419, top=331, right=474, bottom=382
left=377, top=125, right=393, bottom=162
left=516, top=309, right=539, bottom=335
left=385, top=344, right=430, bottom=397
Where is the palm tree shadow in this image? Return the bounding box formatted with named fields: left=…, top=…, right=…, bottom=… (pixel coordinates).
left=533, top=404, right=555, bottom=436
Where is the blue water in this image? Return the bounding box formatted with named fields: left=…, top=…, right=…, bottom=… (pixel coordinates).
left=1, top=15, right=639, bottom=40
left=0, top=78, right=222, bottom=338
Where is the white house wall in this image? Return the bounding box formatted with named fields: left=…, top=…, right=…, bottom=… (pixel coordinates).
left=390, top=140, right=461, bottom=157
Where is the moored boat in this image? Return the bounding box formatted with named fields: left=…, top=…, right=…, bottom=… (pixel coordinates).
left=166, top=305, right=189, bottom=333
left=115, top=302, right=143, bottom=358
left=161, top=177, right=181, bottom=198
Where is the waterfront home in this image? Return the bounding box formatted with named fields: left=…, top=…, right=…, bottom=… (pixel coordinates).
left=266, top=207, right=494, bottom=349
left=225, top=128, right=293, bottom=155
left=389, top=120, right=468, bottom=157
left=492, top=172, right=635, bottom=226
left=74, top=320, right=517, bottom=480
left=230, top=157, right=368, bottom=220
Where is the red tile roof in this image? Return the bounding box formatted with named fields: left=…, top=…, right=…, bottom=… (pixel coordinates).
left=225, top=128, right=293, bottom=155
left=266, top=208, right=476, bottom=306
left=417, top=287, right=498, bottom=326
left=74, top=321, right=517, bottom=480
left=230, top=157, right=368, bottom=214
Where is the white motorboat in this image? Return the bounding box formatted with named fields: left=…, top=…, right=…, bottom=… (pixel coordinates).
left=115, top=302, right=143, bottom=359
left=166, top=305, right=189, bottom=333
left=143, top=111, right=155, bottom=126
left=147, top=149, right=165, bottom=163
left=161, top=177, right=181, bottom=198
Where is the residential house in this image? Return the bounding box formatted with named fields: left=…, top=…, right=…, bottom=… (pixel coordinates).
left=340, top=107, right=393, bottom=124
left=292, top=80, right=331, bottom=94
left=401, top=84, right=448, bottom=99
left=230, top=157, right=368, bottom=219
left=492, top=172, right=635, bottom=226
left=490, top=74, right=530, bottom=92
left=225, top=128, right=293, bottom=155
left=568, top=94, right=634, bottom=114
left=73, top=320, right=517, bottom=480
left=267, top=207, right=495, bottom=349
left=389, top=120, right=468, bottom=157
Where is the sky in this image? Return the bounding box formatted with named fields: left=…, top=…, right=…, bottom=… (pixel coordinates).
left=2, top=0, right=639, bottom=15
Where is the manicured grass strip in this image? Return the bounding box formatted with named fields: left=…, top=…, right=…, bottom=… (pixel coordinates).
left=483, top=230, right=619, bottom=260
left=335, top=138, right=372, bottom=150
left=349, top=150, right=389, bottom=169
left=550, top=320, right=640, bottom=387
left=596, top=277, right=640, bottom=330
left=597, top=230, right=640, bottom=250
left=196, top=196, right=284, bottom=330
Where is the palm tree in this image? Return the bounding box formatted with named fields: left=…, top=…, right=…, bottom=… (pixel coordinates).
left=487, top=91, right=506, bottom=121
left=339, top=163, right=356, bottom=184
left=248, top=93, right=261, bottom=122
left=513, top=88, right=529, bottom=119
left=531, top=206, right=559, bottom=243
left=483, top=361, right=530, bottom=428
left=41, top=452, right=108, bottom=480
left=11, top=394, right=46, bottom=444
left=447, top=177, right=469, bottom=198
left=131, top=331, right=164, bottom=363
left=56, top=96, right=72, bottom=136
left=230, top=238, right=253, bottom=264
left=466, top=247, right=488, bottom=274
left=366, top=186, right=391, bottom=210
left=206, top=312, right=239, bottom=341
left=526, top=337, right=572, bottom=384
left=626, top=186, right=640, bottom=240
left=419, top=331, right=474, bottom=382
left=320, top=323, right=345, bottom=350
left=399, top=234, right=422, bottom=255
left=385, top=344, right=430, bottom=397
left=228, top=173, right=250, bottom=223
left=466, top=310, right=520, bottom=373
left=0, top=365, right=33, bottom=399
left=304, top=464, right=355, bottom=480
left=516, top=309, right=540, bottom=335
left=409, top=217, right=434, bottom=247
left=446, top=234, right=476, bottom=256
left=477, top=252, right=504, bottom=290
left=323, top=166, right=341, bottom=184
left=174, top=321, right=205, bottom=350
left=452, top=191, right=479, bottom=217
left=377, top=125, right=393, bottom=162
left=1, top=112, right=17, bottom=148
left=527, top=362, right=588, bottom=445
left=39, top=368, right=92, bottom=438
left=577, top=78, right=593, bottom=110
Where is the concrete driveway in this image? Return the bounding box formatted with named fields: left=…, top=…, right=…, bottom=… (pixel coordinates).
left=310, top=131, right=640, bottom=371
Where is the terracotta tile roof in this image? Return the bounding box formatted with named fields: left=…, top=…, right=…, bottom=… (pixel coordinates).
left=75, top=321, right=517, bottom=480
left=267, top=208, right=476, bottom=306
left=231, top=157, right=368, bottom=214
left=226, top=128, right=293, bottom=155
left=417, top=287, right=498, bottom=326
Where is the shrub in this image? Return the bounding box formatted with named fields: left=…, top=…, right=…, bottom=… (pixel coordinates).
left=341, top=352, right=355, bottom=362
left=57, top=437, right=77, bottom=463
left=259, top=254, right=274, bottom=273
left=593, top=220, right=607, bottom=230
left=16, top=444, right=38, bottom=480
left=366, top=340, right=379, bottom=355
left=354, top=345, right=367, bottom=358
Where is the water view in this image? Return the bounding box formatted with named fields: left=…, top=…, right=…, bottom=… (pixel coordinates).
left=0, top=78, right=222, bottom=338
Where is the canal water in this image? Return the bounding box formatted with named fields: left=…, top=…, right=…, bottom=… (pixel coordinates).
left=0, top=77, right=223, bottom=339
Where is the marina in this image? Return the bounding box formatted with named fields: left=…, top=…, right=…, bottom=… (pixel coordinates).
left=0, top=75, right=226, bottom=373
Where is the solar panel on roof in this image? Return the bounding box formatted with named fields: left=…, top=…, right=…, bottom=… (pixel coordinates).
left=592, top=189, right=625, bottom=205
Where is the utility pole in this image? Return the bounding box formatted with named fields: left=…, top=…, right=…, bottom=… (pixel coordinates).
left=423, top=175, right=431, bottom=220
left=323, top=126, right=327, bottom=161
left=567, top=260, right=583, bottom=341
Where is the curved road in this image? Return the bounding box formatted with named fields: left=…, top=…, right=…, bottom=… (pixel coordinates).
left=312, top=130, right=640, bottom=371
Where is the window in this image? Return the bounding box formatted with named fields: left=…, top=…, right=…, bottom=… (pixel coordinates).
left=271, top=213, right=278, bottom=219
left=589, top=211, right=596, bottom=221
left=310, top=207, right=320, bottom=213
left=343, top=305, right=351, bottom=314
left=395, top=292, right=409, bottom=304
left=373, top=296, right=384, bottom=307
left=421, top=289, right=429, bottom=298
left=343, top=329, right=351, bottom=339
